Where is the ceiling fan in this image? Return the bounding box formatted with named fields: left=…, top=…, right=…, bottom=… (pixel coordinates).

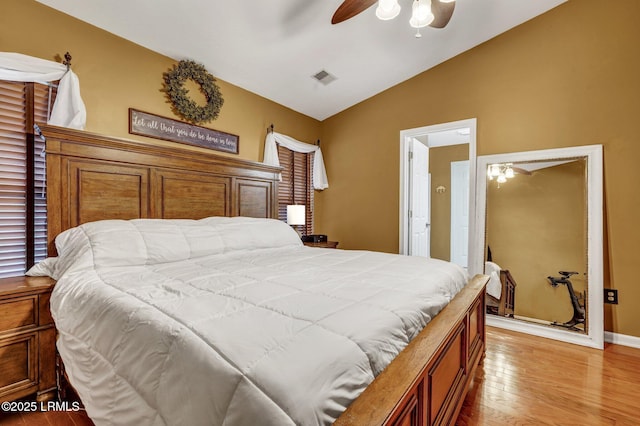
left=332, top=0, right=456, bottom=30
left=488, top=163, right=532, bottom=184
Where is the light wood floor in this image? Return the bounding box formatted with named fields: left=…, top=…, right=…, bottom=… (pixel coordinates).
left=0, top=406, right=92, bottom=425
left=458, top=327, right=640, bottom=425
left=3, top=326, right=639, bottom=425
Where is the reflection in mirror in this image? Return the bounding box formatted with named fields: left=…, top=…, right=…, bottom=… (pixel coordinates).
left=485, top=158, right=587, bottom=333
left=472, top=145, right=603, bottom=349
left=429, top=143, right=469, bottom=264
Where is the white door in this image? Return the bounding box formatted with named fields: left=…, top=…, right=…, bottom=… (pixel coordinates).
left=409, top=139, right=430, bottom=257
left=450, top=160, right=469, bottom=268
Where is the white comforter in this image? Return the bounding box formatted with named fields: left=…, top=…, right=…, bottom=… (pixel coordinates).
left=32, top=217, right=468, bottom=426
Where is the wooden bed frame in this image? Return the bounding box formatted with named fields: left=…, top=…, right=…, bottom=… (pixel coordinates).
left=41, top=125, right=487, bottom=426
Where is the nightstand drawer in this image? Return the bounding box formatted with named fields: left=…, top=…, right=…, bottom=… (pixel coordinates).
left=0, top=332, right=37, bottom=397
left=0, top=296, right=37, bottom=334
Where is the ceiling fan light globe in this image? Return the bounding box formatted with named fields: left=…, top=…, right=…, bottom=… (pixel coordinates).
left=413, top=0, right=432, bottom=20
left=497, top=174, right=507, bottom=184
left=410, top=16, right=433, bottom=28
left=376, top=0, right=401, bottom=20
left=505, top=167, right=515, bottom=178
left=410, top=0, right=434, bottom=27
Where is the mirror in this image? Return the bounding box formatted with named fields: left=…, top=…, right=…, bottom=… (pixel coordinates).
left=471, top=145, right=603, bottom=349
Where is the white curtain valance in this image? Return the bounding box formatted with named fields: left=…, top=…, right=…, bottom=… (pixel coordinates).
left=264, top=131, right=329, bottom=190
left=0, top=52, right=86, bottom=130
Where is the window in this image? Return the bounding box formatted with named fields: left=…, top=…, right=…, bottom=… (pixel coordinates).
left=277, top=144, right=313, bottom=235
left=0, top=81, right=53, bottom=278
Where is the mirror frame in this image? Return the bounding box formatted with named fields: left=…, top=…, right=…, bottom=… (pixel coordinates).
left=470, top=145, right=603, bottom=349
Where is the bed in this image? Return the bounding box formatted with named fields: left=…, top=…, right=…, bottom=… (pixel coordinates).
left=36, top=125, right=487, bottom=426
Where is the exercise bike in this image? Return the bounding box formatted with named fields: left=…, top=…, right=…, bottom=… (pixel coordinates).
left=547, top=271, right=585, bottom=331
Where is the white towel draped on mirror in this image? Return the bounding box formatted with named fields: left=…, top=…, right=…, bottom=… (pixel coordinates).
left=0, top=52, right=86, bottom=130
left=264, top=131, right=329, bottom=190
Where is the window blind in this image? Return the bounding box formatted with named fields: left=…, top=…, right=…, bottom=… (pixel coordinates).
left=33, top=84, right=51, bottom=263
left=0, top=81, right=51, bottom=278
left=277, top=144, right=313, bottom=236
left=0, top=81, right=27, bottom=277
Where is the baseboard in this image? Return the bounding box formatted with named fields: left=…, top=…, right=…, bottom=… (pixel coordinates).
left=605, top=331, right=640, bottom=349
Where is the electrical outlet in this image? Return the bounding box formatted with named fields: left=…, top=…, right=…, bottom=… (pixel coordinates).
left=604, top=289, right=618, bottom=304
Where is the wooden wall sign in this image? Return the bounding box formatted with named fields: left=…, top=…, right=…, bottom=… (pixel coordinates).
left=129, top=109, right=239, bottom=154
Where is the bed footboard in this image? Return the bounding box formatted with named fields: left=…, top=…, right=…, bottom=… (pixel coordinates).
left=334, top=274, right=488, bottom=426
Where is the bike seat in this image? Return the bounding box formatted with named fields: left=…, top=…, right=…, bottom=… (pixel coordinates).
left=559, top=271, right=578, bottom=277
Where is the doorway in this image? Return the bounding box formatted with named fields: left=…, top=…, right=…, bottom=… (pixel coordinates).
left=399, top=118, right=477, bottom=269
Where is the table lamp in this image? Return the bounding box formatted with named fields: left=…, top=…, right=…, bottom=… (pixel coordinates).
left=286, top=205, right=305, bottom=237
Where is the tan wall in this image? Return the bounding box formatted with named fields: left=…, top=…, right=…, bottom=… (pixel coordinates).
left=429, top=144, right=469, bottom=261
left=0, top=0, right=321, bottom=162
left=486, top=161, right=586, bottom=323
left=4, top=1, right=639, bottom=337
left=317, top=0, right=640, bottom=337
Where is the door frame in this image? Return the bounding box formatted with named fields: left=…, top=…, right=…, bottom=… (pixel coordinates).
left=399, top=118, right=477, bottom=259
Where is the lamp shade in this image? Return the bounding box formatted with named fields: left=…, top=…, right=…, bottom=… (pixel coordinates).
left=287, top=205, right=306, bottom=226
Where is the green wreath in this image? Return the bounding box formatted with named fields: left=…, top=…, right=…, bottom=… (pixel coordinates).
left=162, top=60, right=224, bottom=124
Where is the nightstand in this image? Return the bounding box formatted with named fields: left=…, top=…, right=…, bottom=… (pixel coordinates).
left=303, top=241, right=339, bottom=249
left=0, top=275, right=57, bottom=403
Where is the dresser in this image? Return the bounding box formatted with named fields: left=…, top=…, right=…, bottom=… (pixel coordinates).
left=0, top=276, right=57, bottom=402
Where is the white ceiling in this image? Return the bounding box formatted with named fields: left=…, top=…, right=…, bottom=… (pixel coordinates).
left=36, top=0, right=566, bottom=121
left=422, top=128, right=470, bottom=148
left=513, top=160, right=577, bottom=173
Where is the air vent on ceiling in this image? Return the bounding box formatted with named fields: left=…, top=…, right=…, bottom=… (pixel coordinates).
left=312, top=69, right=337, bottom=85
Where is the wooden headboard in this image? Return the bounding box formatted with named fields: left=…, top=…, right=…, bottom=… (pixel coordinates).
left=41, top=125, right=281, bottom=256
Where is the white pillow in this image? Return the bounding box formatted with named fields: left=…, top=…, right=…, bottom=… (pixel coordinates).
left=49, top=217, right=303, bottom=276
left=208, top=217, right=303, bottom=252
left=25, top=257, right=58, bottom=277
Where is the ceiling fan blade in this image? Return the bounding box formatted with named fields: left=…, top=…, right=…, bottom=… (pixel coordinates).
left=332, top=0, right=378, bottom=24
left=429, top=0, right=456, bottom=29
left=512, top=167, right=532, bottom=176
